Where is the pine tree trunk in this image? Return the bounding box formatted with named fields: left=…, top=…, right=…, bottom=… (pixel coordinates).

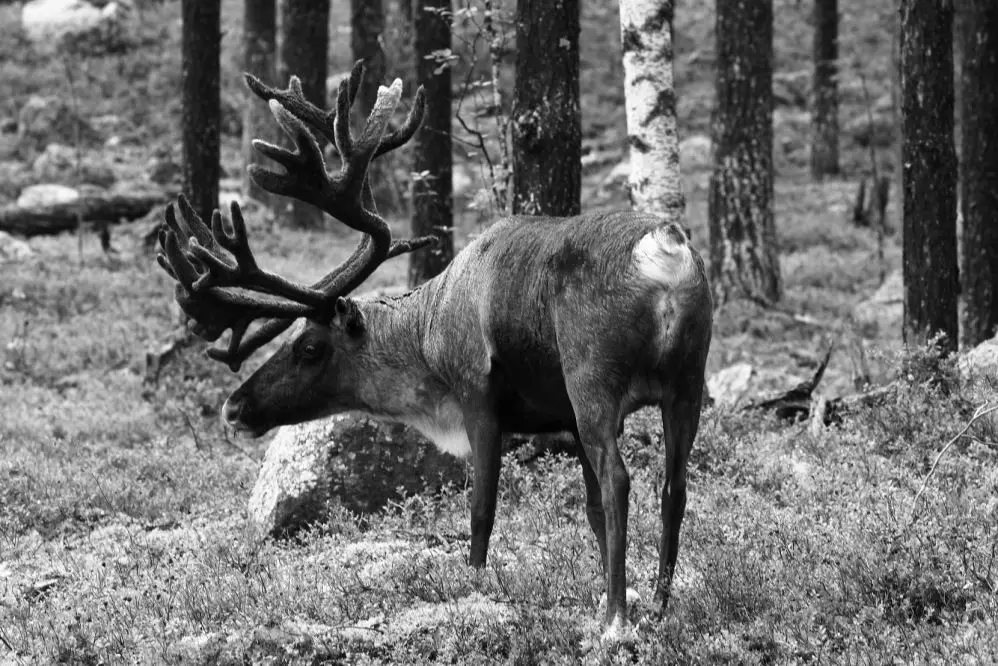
left=900, top=0, right=958, bottom=352
left=958, top=0, right=998, bottom=347
left=278, top=0, right=329, bottom=229
left=243, top=0, right=277, bottom=206
left=511, top=0, right=581, bottom=216
left=352, top=0, right=386, bottom=116
left=181, top=0, right=221, bottom=223
left=619, top=0, right=682, bottom=220
left=708, top=0, right=781, bottom=305
left=811, top=0, right=839, bottom=179
left=409, top=0, right=454, bottom=287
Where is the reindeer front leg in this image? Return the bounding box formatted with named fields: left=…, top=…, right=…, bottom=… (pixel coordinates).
left=464, top=408, right=503, bottom=567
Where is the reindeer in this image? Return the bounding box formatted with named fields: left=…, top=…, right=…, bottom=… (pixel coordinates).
left=157, top=62, right=712, bottom=634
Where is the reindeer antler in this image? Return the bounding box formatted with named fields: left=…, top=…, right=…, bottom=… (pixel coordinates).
left=157, top=61, right=434, bottom=371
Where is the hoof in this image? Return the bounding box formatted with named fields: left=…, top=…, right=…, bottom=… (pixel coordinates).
left=600, top=615, right=638, bottom=644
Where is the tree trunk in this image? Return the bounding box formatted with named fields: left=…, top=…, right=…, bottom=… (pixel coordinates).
left=900, top=0, right=958, bottom=352
left=352, top=0, right=386, bottom=116
left=708, top=0, right=781, bottom=305
left=181, top=0, right=221, bottom=223
left=278, top=0, right=329, bottom=229
left=408, top=0, right=454, bottom=287
left=243, top=0, right=277, bottom=206
left=811, top=0, right=839, bottom=179
left=511, top=0, right=581, bottom=216
left=958, top=0, right=998, bottom=347
left=619, top=0, right=683, bottom=220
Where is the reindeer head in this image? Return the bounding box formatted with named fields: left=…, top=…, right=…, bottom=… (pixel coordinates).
left=157, top=62, right=431, bottom=436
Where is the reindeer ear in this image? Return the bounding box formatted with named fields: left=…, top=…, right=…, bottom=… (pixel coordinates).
left=333, top=297, right=366, bottom=336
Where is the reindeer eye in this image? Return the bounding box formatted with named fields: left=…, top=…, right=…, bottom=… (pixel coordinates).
left=301, top=341, right=322, bottom=360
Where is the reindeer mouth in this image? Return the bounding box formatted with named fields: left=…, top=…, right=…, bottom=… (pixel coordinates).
left=228, top=421, right=270, bottom=439
left=222, top=398, right=271, bottom=438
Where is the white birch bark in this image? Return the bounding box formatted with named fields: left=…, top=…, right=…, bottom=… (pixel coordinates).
left=619, top=0, right=684, bottom=221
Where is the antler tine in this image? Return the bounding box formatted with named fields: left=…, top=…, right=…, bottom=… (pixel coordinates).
left=375, top=85, right=427, bottom=158
left=244, top=72, right=337, bottom=146
left=333, top=75, right=354, bottom=160
left=206, top=318, right=296, bottom=372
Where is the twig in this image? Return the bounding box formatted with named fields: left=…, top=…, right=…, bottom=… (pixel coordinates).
left=911, top=401, right=998, bottom=518
left=453, top=28, right=503, bottom=213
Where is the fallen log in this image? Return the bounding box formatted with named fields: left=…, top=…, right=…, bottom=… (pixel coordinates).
left=0, top=187, right=173, bottom=237
left=744, top=344, right=896, bottom=427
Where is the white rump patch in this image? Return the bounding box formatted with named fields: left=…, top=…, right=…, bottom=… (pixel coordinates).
left=405, top=399, right=472, bottom=458
left=633, top=225, right=694, bottom=285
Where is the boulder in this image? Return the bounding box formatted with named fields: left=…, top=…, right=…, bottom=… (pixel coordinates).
left=0, top=231, right=34, bottom=263
left=17, top=96, right=101, bottom=155
left=960, top=335, right=998, bottom=382
left=15, top=183, right=80, bottom=208
left=32, top=143, right=116, bottom=187
left=853, top=271, right=902, bottom=338
left=248, top=415, right=468, bottom=538
left=707, top=362, right=754, bottom=408
left=21, top=0, right=136, bottom=56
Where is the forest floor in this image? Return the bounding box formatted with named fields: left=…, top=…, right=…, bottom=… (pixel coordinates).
left=2, top=0, right=997, bottom=664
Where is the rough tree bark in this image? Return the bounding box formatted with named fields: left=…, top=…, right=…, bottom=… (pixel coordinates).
left=708, top=0, right=781, bottom=305
left=278, top=0, right=329, bottom=229
left=409, top=0, right=454, bottom=287
left=619, top=0, right=683, bottom=221
left=181, top=0, right=221, bottom=222
left=958, top=0, right=998, bottom=347
left=510, top=0, right=580, bottom=216
left=900, top=0, right=958, bottom=352
left=811, top=0, right=839, bottom=179
left=352, top=0, right=386, bottom=115
left=243, top=0, right=277, bottom=205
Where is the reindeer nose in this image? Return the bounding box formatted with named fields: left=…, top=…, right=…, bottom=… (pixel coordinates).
left=222, top=396, right=245, bottom=426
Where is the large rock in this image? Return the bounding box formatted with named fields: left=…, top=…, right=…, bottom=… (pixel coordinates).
left=21, top=0, right=136, bottom=56
left=15, top=183, right=80, bottom=208
left=960, top=335, right=998, bottom=382
left=707, top=362, right=754, bottom=408
left=17, top=96, right=101, bottom=155
left=32, top=143, right=116, bottom=187
left=248, top=415, right=469, bottom=538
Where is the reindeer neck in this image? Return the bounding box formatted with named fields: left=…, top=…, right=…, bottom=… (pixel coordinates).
left=349, top=286, right=444, bottom=413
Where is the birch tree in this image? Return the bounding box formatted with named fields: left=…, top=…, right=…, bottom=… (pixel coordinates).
left=619, top=0, right=683, bottom=221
